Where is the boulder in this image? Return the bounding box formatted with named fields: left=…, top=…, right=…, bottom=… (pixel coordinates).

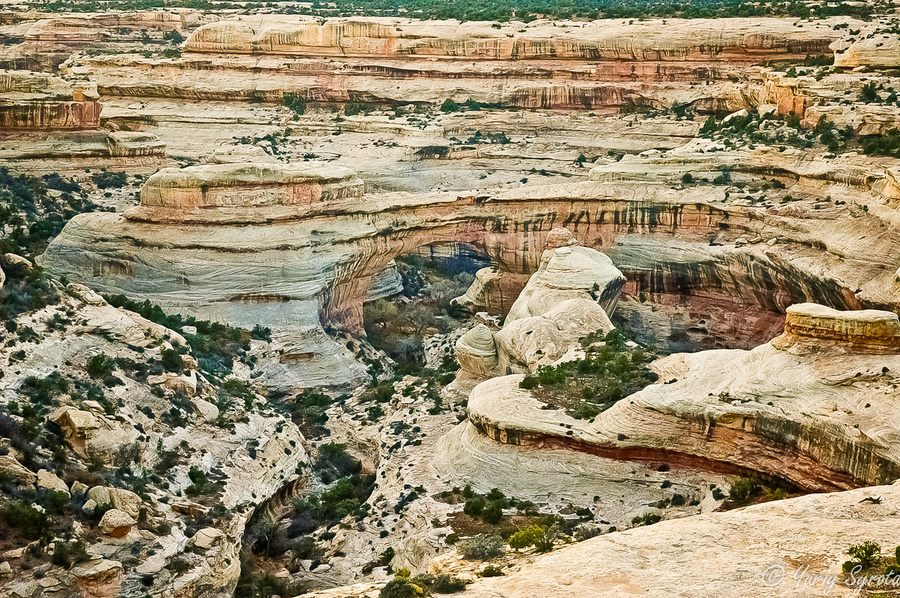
left=0, top=455, right=37, bottom=485
left=66, top=283, right=106, bottom=306
left=36, top=470, right=69, bottom=496
left=496, top=298, right=614, bottom=373
left=3, top=253, right=32, bottom=273
left=191, top=397, right=220, bottom=423
left=189, top=527, right=225, bottom=551
left=49, top=406, right=140, bottom=464
left=148, top=370, right=197, bottom=396
left=87, top=486, right=143, bottom=519
left=455, top=324, right=500, bottom=378
left=97, top=509, right=135, bottom=538
left=72, top=559, right=124, bottom=597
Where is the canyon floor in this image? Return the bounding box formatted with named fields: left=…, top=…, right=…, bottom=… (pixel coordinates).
left=4, top=3, right=900, bottom=598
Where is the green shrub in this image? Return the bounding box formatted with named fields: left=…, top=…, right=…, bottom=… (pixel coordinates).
left=459, top=534, right=504, bottom=560
left=481, top=503, right=502, bottom=524
left=380, top=578, right=419, bottom=598
left=440, top=98, right=459, bottom=113
left=51, top=539, right=90, bottom=568
left=843, top=541, right=881, bottom=571
left=85, top=354, right=116, bottom=379
left=463, top=495, right=485, bottom=517
left=284, top=94, right=307, bottom=116
left=480, top=564, right=504, bottom=577
left=93, top=171, right=128, bottom=189
left=433, top=574, right=466, bottom=593
left=728, top=478, right=759, bottom=505
left=508, top=525, right=545, bottom=550
left=631, top=513, right=662, bottom=527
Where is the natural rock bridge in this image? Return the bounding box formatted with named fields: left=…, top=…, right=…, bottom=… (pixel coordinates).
left=40, top=161, right=900, bottom=387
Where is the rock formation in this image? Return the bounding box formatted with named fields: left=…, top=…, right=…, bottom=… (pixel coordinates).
left=459, top=483, right=900, bottom=598
left=467, top=303, right=900, bottom=492
left=0, top=70, right=100, bottom=130
left=454, top=227, right=623, bottom=380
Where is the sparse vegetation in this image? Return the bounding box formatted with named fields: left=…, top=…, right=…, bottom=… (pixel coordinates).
left=519, top=329, right=657, bottom=419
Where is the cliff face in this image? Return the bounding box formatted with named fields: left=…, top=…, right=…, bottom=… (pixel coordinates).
left=0, top=70, right=101, bottom=130
left=184, top=17, right=845, bottom=61
left=57, top=16, right=851, bottom=112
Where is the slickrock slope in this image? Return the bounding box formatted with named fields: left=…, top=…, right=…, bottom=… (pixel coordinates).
left=460, top=483, right=900, bottom=598
left=467, top=304, right=900, bottom=492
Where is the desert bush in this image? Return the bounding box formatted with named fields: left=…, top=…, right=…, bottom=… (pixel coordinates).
left=459, top=534, right=504, bottom=560
left=728, top=477, right=759, bottom=505
left=843, top=541, right=881, bottom=571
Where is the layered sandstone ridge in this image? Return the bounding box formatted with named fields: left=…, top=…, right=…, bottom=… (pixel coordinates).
left=773, top=302, right=900, bottom=354
left=0, top=70, right=100, bottom=130
left=466, top=304, right=900, bottom=492
left=64, top=16, right=854, bottom=111
left=185, top=16, right=844, bottom=61
left=127, top=162, right=365, bottom=223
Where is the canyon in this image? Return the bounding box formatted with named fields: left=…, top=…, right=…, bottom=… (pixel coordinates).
left=4, top=4, right=900, bottom=598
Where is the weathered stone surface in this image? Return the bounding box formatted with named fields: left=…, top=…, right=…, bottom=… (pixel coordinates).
left=454, top=324, right=499, bottom=378
left=36, top=470, right=69, bottom=496
left=72, top=559, right=124, bottom=598
left=50, top=406, right=140, bottom=464
left=832, top=30, right=900, bottom=68
left=0, top=70, right=100, bottom=130
left=97, top=508, right=135, bottom=537
left=87, top=486, right=143, bottom=519
left=191, top=397, right=219, bottom=423
left=127, top=162, right=364, bottom=223
left=772, top=302, right=900, bottom=354
left=461, top=483, right=900, bottom=598
left=495, top=298, right=614, bottom=374
left=504, top=243, right=625, bottom=324
left=0, top=455, right=37, bottom=485
left=189, top=527, right=224, bottom=551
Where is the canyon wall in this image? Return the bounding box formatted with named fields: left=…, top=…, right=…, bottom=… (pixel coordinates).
left=40, top=151, right=900, bottom=384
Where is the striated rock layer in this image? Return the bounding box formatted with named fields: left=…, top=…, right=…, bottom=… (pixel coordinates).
left=0, top=70, right=100, bottom=130
left=64, top=16, right=854, bottom=112
left=41, top=152, right=900, bottom=383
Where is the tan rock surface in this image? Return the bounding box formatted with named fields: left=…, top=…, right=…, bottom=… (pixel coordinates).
left=0, top=455, right=37, bottom=485
left=461, top=483, right=900, bottom=598
left=97, top=508, right=135, bottom=537
left=495, top=298, right=614, bottom=373
left=36, top=469, right=69, bottom=496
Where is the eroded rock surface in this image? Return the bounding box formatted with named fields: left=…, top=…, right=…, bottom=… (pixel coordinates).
left=467, top=304, right=900, bottom=492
